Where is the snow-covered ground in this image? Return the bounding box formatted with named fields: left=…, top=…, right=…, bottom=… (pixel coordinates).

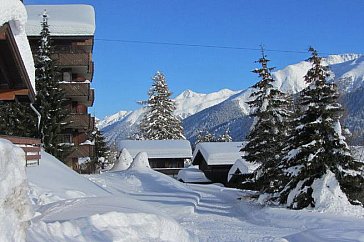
left=21, top=151, right=364, bottom=241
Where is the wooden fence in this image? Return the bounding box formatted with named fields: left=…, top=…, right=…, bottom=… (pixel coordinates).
left=0, top=135, right=41, bottom=166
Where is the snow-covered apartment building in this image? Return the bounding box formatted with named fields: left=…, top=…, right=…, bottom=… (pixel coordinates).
left=25, top=5, right=96, bottom=170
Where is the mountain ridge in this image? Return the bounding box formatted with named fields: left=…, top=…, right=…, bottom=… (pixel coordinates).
left=100, top=53, right=364, bottom=145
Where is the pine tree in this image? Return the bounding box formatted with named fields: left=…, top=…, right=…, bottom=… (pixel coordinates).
left=195, top=130, right=216, bottom=144
left=34, top=11, right=68, bottom=157
left=140, top=71, right=185, bottom=140
left=241, top=50, right=291, bottom=184
left=0, top=101, right=37, bottom=137
left=217, top=129, right=233, bottom=142
left=270, top=48, right=364, bottom=209
left=92, top=128, right=110, bottom=169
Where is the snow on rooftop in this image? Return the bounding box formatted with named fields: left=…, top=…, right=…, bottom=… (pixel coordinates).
left=193, top=142, right=243, bottom=166
left=118, top=140, right=192, bottom=159
left=0, top=0, right=36, bottom=91
left=25, top=5, right=95, bottom=36
left=177, top=166, right=211, bottom=183
left=228, top=158, right=261, bottom=182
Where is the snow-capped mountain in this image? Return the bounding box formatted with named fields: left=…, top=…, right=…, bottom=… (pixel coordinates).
left=97, top=111, right=132, bottom=130
left=101, top=54, right=364, bottom=145
left=184, top=54, right=364, bottom=144
left=100, top=89, right=240, bottom=143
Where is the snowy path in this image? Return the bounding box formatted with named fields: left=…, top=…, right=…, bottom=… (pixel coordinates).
left=26, top=158, right=364, bottom=241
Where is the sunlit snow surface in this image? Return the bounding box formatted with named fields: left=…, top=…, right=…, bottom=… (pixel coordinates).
left=26, top=152, right=364, bottom=241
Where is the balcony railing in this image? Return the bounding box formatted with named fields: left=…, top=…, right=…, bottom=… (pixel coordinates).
left=53, top=53, right=91, bottom=67
left=0, top=135, right=41, bottom=166
left=60, top=83, right=94, bottom=106
left=65, top=113, right=94, bottom=131
left=69, top=143, right=95, bottom=158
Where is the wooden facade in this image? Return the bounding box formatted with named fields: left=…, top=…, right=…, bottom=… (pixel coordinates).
left=0, top=21, right=41, bottom=163
left=27, top=36, right=96, bottom=170
left=193, top=150, right=233, bottom=184
left=0, top=23, right=35, bottom=102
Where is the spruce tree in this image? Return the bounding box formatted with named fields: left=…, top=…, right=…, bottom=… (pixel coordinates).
left=92, top=128, right=110, bottom=169
left=217, top=129, right=233, bottom=142
left=140, top=71, right=185, bottom=140
left=271, top=48, right=364, bottom=209
left=241, top=50, right=291, bottom=187
left=195, top=130, right=216, bottom=144
left=0, top=101, right=37, bottom=137
left=34, top=11, right=68, bottom=157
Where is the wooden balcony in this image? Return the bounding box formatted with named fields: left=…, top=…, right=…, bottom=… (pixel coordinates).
left=53, top=52, right=91, bottom=67
left=65, top=113, right=95, bottom=131
left=69, top=143, right=95, bottom=159
left=0, top=135, right=41, bottom=166
left=60, top=82, right=94, bottom=106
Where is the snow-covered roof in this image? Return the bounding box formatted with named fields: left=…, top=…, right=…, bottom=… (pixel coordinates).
left=0, top=0, right=35, bottom=91
left=118, top=140, right=192, bottom=159
left=193, top=142, right=243, bottom=166
left=227, top=158, right=261, bottom=182
left=177, top=166, right=211, bottom=183
left=25, top=5, right=95, bottom=36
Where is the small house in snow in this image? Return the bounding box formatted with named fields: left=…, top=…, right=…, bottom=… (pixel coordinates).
left=192, top=142, right=243, bottom=184
left=118, top=140, right=192, bottom=176
left=227, top=158, right=261, bottom=185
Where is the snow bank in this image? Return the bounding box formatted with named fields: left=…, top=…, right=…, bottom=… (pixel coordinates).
left=110, top=148, right=132, bottom=171
left=177, top=166, right=211, bottom=183
left=26, top=151, right=109, bottom=205
left=128, top=151, right=151, bottom=170
left=285, top=170, right=364, bottom=216
left=29, top=211, right=193, bottom=242
left=28, top=196, right=195, bottom=242
left=0, top=139, right=33, bottom=242
left=0, top=0, right=36, bottom=91
left=311, top=170, right=364, bottom=216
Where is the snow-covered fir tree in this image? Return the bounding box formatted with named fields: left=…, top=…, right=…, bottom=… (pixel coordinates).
left=195, top=130, right=216, bottom=144
left=140, top=71, right=185, bottom=140
left=0, top=101, right=37, bottom=137
left=92, top=128, right=110, bottom=170
left=217, top=129, right=233, bottom=142
left=34, top=11, right=68, bottom=158
left=268, top=48, right=364, bottom=209
left=241, top=50, right=292, bottom=190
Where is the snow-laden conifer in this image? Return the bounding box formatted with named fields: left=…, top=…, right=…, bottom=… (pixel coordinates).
left=92, top=128, right=110, bottom=170
left=195, top=130, right=216, bottom=145
left=140, top=71, right=185, bottom=140
left=270, top=48, right=364, bottom=209
left=217, top=129, right=233, bottom=142
left=241, top=50, right=292, bottom=190
left=34, top=11, right=68, bottom=158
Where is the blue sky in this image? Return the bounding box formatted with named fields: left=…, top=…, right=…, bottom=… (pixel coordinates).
left=26, top=0, right=364, bottom=118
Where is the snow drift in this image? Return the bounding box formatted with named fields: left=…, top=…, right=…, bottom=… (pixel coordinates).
left=110, top=148, right=132, bottom=171
left=0, top=139, right=33, bottom=242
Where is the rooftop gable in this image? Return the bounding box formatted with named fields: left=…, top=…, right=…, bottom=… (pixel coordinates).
left=25, top=5, right=95, bottom=36
left=193, top=142, right=244, bottom=166
left=0, top=0, right=36, bottom=100
left=118, top=140, right=192, bottom=159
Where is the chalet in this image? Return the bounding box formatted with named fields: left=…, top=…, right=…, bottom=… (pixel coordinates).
left=192, top=142, right=243, bottom=184
left=227, top=158, right=261, bottom=185
left=118, top=140, right=193, bottom=176
left=25, top=5, right=96, bottom=171
left=0, top=0, right=41, bottom=165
